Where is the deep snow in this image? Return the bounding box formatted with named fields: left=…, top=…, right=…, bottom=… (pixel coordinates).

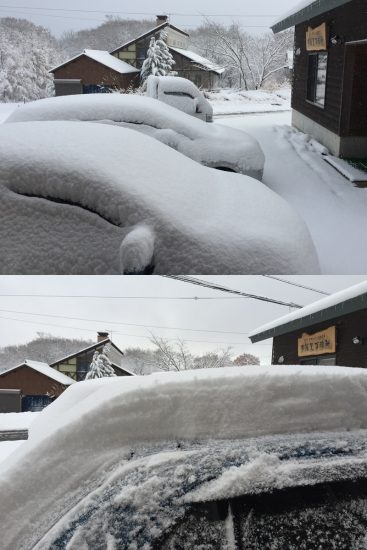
left=218, top=111, right=367, bottom=274
left=0, top=120, right=319, bottom=275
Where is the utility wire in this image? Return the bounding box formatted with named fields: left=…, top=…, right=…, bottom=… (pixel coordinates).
left=0, top=294, right=247, bottom=300
left=0, top=315, right=271, bottom=347
left=0, top=6, right=279, bottom=17
left=262, top=275, right=330, bottom=296
left=164, top=276, right=304, bottom=309
left=0, top=308, right=250, bottom=336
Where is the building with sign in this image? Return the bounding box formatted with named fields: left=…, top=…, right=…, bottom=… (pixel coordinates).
left=249, top=281, right=367, bottom=367
left=272, top=0, right=367, bottom=158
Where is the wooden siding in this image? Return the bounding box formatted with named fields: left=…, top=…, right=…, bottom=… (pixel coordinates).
left=52, top=55, right=139, bottom=90
left=272, top=307, right=367, bottom=368
left=0, top=366, right=67, bottom=397
left=293, top=0, right=367, bottom=136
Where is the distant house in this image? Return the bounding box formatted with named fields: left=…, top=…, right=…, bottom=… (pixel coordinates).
left=0, top=332, right=134, bottom=412
left=50, top=49, right=140, bottom=96
left=51, top=16, right=224, bottom=95
left=272, top=0, right=367, bottom=158
left=50, top=331, right=133, bottom=381
left=111, top=15, right=224, bottom=89
left=0, top=360, right=75, bottom=412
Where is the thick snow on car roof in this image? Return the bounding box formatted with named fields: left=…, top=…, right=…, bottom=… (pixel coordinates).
left=2, top=365, right=367, bottom=549
left=5, top=93, right=264, bottom=177
left=0, top=120, right=319, bottom=274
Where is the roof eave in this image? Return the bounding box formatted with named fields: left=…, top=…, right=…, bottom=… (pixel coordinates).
left=250, top=292, right=367, bottom=343
left=272, top=0, right=353, bottom=33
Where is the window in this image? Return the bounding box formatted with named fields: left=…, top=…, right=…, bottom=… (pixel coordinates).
left=307, top=52, right=328, bottom=107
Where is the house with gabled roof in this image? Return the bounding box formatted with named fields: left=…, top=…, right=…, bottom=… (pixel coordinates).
left=0, top=360, right=75, bottom=411
left=111, top=15, right=224, bottom=89
left=51, top=16, right=224, bottom=95
left=0, top=332, right=134, bottom=412
left=50, top=331, right=134, bottom=381
left=50, top=49, right=140, bottom=96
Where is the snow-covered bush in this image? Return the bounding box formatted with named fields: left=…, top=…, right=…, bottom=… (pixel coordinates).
left=140, top=30, right=175, bottom=83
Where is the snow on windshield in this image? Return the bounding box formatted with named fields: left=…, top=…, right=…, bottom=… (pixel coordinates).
left=0, top=121, right=319, bottom=274
left=2, top=366, right=367, bottom=549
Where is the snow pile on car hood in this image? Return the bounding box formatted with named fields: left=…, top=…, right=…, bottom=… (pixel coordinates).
left=5, top=93, right=264, bottom=177
left=0, top=121, right=319, bottom=274
left=1, top=365, right=367, bottom=549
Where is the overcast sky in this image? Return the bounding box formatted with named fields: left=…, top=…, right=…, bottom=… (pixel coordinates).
left=0, top=275, right=365, bottom=364
left=1, top=0, right=302, bottom=36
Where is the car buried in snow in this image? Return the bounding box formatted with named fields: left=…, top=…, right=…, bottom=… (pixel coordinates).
left=5, top=92, right=265, bottom=180
left=0, top=120, right=319, bottom=275
left=1, top=365, right=367, bottom=549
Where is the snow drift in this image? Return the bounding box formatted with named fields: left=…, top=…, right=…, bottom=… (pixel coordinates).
left=0, top=121, right=319, bottom=274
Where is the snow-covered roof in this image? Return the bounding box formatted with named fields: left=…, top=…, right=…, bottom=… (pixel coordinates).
left=249, top=280, right=367, bottom=342
left=50, top=338, right=123, bottom=367
left=110, top=22, right=189, bottom=54
left=170, top=47, right=225, bottom=75
left=50, top=49, right=139, bottom=74
left=0, top=360, right=75, bottom=386
left=272, top=0, right=353, bottom=33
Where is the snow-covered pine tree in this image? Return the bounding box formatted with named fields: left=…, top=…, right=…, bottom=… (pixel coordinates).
left=85, top=347, right=117, bottom=379
left=155, top=29, right=175, bottom=75
left=140, top=31, right=175, bottom=83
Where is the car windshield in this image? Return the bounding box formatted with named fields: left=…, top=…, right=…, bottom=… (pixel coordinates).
left=30, top=433, right=367, bottom=550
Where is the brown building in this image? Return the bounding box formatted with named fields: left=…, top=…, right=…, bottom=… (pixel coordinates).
left=51, top=49, right=140, bottom=96
left=111, top=16, right=224, bottom=89
left=249, top=282, right=367, bottom=367
left=51, top=16, right=223, bottom=95
left=272, top=0, right=367, bottom=158
left=0, top=360, right=75, bottom=411
left=50, top=332, right=133, bottom=381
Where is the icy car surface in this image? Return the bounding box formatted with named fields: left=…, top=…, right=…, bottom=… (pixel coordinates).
left=5, top=93, right=265, bottom=180
left=2, top=366, right=367, bottom=549
left=0, top=121, right=319, bottom=275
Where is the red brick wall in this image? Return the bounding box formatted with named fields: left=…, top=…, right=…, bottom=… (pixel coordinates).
left=52, top=55, right=139, bottom=90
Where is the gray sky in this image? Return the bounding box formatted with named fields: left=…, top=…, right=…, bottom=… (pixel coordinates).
left=0, top=275, right=365, bottom=364
left=1, top=0, right=301, bottom=36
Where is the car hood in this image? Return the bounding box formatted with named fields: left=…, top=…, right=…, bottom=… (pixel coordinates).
left=0, top=121, right=319, bottom=274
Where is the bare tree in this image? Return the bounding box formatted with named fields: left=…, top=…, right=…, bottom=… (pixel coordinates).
left=233, top=353, right=260, bottom=366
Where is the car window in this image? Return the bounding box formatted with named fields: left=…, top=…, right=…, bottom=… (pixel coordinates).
left=161, top=478, right=367, bottom=550
left=163, top=91, right=195, bottom=99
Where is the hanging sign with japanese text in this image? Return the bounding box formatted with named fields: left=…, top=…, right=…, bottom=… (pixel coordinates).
left=306, top=23, right=327, bottom=51
left=298, top=326, right=336, bottom=357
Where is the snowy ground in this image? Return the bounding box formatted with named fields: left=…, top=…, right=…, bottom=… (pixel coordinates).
left=0, top=103, right=21, bottom=123
left=217, top=112, right=367, bottom=274
left=207, top=88, right=291, bottom=115
left=0, top=412, right=39, bottom=466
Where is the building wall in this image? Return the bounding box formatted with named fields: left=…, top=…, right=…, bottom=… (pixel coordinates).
left=0, top=366, right=67, bottom=397
left=52, top=55, right=139, bottom=91
left=292, top=0, right=367, bottom=138
left=0, top=391, right=21, bottom=413
left=171, top=51, right=220, bottom=89
left=272, top=307, right=367, bottom=368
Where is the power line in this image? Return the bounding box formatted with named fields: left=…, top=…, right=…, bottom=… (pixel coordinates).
left=164, top=276, right=304, bottom=309
left=262, top=275, right=331, bottom=296
left=0, top=315, right=271, bottom=347
left=0, top=6, right=279, bottom=17
left=0, top=294, right=247, bottom=300
left=0, top=308, right=250, bottom=336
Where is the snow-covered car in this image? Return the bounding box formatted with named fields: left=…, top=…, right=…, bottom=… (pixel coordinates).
left=146, top=75, right=214, bottom=122
left=0, top=120, right=319, bottom=275
left=2, top=365, right=367, bottom=549
left=5, top=93, right=265, bottom=180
